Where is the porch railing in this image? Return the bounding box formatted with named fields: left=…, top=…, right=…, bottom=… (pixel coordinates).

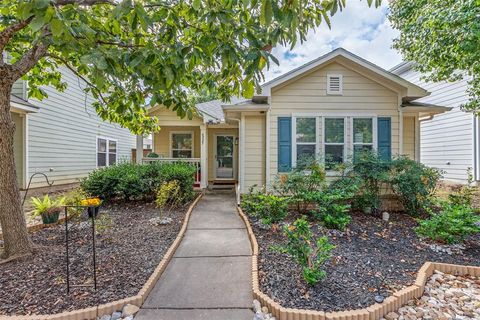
left=142, top=157, right=202, bottom=186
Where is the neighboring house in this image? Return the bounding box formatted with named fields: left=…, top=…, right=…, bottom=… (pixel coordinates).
left=144, top=48, right=450, bottom=194
left=10, top=66, right=136, bottom=190
left=392, top=62, right=477, bottom=184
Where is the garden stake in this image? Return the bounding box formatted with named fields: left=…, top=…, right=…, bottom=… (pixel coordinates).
left=64, top=205, right=98, bottom=294
left=65, top=206, right=70, bottom=294
left=22, top=172, right=54, bottom=206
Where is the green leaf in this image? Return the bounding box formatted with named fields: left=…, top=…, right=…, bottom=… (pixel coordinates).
left=30, top=15, right=45, bottom=32
left=34, top=0, right=50, bottom=9
left=260, top=0, right=273, bottom=25
left=164, top=66, right=174, bottom=88
left=192, top=0, right=201, bottom=11
left=50, top=19, right=63, bottom=36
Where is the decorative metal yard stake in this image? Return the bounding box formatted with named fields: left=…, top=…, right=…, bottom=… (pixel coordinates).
left=22, top=172, right=54, bottom=206
left=64, top=205, right=98, bottom=294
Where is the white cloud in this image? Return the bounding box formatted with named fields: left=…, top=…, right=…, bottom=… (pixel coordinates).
left=263, top=1, right=402, bottom=81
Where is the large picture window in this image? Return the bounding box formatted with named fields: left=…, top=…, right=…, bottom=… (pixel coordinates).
left=295, top=117, right=317, bottom=166
left=171, top=132, right=193, bottom=158
left=324, top=118, right=345, bottom=168
left=290, top=115, right=377, bottom=170
left=97, top=137, right=117, bottom=168
left=353, top=118, right=374, bottom=160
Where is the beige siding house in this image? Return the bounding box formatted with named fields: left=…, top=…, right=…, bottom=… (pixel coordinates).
left=145, top=48, right=450, bottom=194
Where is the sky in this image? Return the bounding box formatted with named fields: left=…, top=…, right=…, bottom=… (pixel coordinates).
left=263, top=0, right=403, bottom=81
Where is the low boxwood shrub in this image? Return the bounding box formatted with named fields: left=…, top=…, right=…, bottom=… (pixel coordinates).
left=416, top=202, right=480, bottom=244
left=390, top=156, right=442, bottom=216
left=312, top=177, right=359, bottom=230
left=241, top=187, right=289, bottom=225
left=273, top=217, right=335, bottom=285
left=81, top=162, right=196, bottom=202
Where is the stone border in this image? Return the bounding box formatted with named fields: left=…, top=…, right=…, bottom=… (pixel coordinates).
left=236, top=206, right=480, bottom=320
left=0, top=193, right=203, bottom=320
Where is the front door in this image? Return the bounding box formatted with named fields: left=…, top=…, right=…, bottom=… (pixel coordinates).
left=215, top=135, right=235, bottom=179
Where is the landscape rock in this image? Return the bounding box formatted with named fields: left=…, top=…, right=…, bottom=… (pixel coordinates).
left=111, top=311, right=122, bottom=320
left=149, top=216, right=173, bottom=226
left=122, top=304, right=140, bottom=317
left=253, top=299, right=262, bottom=313
left=98, top=315, right=111, bottom=320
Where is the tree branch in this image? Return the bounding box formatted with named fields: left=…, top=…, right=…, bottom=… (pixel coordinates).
left=10, top=41, right=49, bottom=81
left=54, top=0, right=116, bottom=5
left=0, top=17, right=34, bottom=58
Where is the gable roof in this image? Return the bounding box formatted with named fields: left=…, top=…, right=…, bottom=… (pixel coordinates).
left=260, top=47, right=429, bottom=99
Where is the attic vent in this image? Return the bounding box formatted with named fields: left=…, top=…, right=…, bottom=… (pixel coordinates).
left=327, top=74, right=343, bottom=95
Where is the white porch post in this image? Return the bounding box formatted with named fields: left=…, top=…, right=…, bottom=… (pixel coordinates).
left=200, top=124, right=208, bottom=188
left=136, top=135, right=143, bottom=164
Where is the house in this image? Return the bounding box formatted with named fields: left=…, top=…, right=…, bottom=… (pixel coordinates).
left=144, top=48, right=450, bottom=193
left=10, top=66, right=137, bottom=190
left=391, top=62, right=477, bottom=184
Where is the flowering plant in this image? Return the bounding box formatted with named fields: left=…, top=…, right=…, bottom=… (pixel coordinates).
left=80, top=198, right=101, bottom=207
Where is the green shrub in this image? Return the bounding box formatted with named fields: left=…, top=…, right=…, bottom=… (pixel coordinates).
left=81, top=162, right=196, bottom=202
left=310, top=179, right=358, bottom=230
left=273, top=217, right=334, bottom=285
left=448, top=168, right=476, bottom=207
left=80, top=165, right=122, bottom=200
left=273, top=162, right=326, bottom=214
left=241, top=188, right=289, bottom=225
left=416, top=202, right=480, bottom=244
left=352, top=151, right=391, bottom=213
left=390, top=156, right=442, bottom=216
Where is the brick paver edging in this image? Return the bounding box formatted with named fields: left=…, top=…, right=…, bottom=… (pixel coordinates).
left=236, top=206, right=480, bottom=320
left=0, top=193, right=204, bottom=320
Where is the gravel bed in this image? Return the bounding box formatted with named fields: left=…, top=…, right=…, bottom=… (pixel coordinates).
left=382, top=270, right=480, bottom=320
left=251, top=212, right=480, bottom=312
left=0, top=201, right=189, bottom=316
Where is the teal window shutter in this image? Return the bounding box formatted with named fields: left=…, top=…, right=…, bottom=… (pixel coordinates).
left=278, top=117, right=292, bottom=172
left=377, top=117, right=391, bottom=160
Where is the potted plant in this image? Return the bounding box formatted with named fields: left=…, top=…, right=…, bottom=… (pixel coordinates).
left=31, top=195, right=66, bottom=224
left=80, top=197, right=102, bottom=218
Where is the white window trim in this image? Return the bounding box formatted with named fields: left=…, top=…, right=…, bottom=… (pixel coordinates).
left=322, top=116, right=347, bottom=165
left=290, top=113, right=380, bottom=169
left=350, top=116, right=378, bottom=158
left=292, top=116, right=318, bottom=168
left=170, top=131, right=194, bottom=158
left=327, top=74, right=343, bottom=95
left=96, top=136, right=118, bottom=168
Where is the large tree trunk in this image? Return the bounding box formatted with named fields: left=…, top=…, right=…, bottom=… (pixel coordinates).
left=0, top=80, right=34, bottom=259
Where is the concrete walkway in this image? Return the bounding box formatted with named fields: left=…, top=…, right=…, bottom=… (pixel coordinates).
left=136, top=191, right=253, bottom=320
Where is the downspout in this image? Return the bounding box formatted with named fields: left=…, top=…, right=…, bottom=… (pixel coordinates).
left=398, top=95, right=404, bottom=155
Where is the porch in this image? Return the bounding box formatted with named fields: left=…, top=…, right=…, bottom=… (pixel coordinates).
left=139, top=124, right=239, bottom=189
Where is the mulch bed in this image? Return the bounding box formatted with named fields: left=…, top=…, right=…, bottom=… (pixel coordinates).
left=0, top=201, right=189, bottom=316
left=250, top=212, right=480, bottom=312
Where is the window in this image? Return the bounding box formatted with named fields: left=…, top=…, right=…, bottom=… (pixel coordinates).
left=324, top=118, right=345, bottom=168
left=97, top=137, right=117, bottom=168
left=353, top=118, right=374, bottom=160
left=295, top=117, right=317, bottom=166
left=171, top=132, right=193, bottom=158
left=327, top=74, right=343, bottom=95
